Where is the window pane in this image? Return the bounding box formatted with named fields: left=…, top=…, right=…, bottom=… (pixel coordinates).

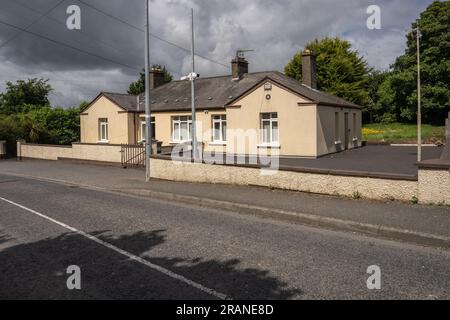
left=262, top=121, right=270, bottom=143
left=262, top=113, right=270, bottom=120
left=173, top=122, right=180, bottom=141
left=141, top=123, right=146, bottom=140
left=181, top=122, right=188, bottom=141
left=222, top=122, right=227, bottom=141
left=272, top=121, right=278, bottom=142
left=188, top=122, right=192, bottom=140
left=214, top=122, right=221, bottom=141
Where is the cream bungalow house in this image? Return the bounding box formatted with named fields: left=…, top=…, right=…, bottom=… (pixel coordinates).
left=80, top=51, right=362, bottom=158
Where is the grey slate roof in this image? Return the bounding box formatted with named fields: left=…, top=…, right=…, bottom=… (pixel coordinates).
left=101, top=71, right=361, bottom=113
left=102, top=92, right=139, bottom=111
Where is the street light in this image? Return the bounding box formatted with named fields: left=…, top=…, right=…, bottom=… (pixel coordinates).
left=181, top=9, right=199, bottom=161
left=144, top=0, right=152, bottom=181
left=412, top=21, right=422, bottom=162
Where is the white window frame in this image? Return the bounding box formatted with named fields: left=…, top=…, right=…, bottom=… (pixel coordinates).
left=99, top=118, right=109, bottom=143
left=260, top=113, right=279, bottom=146
left=172, top=116, right=192, bottom=143
left=140, top=117, right=155, bottom=142
left=212, top=115, right=227, bottom=143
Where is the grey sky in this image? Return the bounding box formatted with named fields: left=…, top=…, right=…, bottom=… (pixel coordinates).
left=0, top=0, right=434, bottom=107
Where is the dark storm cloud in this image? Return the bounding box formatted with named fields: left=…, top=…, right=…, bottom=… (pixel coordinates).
left=0, top=0, right=434, bottom=106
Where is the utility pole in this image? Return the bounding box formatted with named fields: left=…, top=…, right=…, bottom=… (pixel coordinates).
left=144, top=0, right=152, bottom=181
left=416, top=21, right=422, bottom=162
left=190, top=8, right=198, bottom=161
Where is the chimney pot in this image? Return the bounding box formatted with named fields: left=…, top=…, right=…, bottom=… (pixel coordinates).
left=302, top=50, right=317, bottom=89
left=150, top=68, right=165, bottom=89
left=231, top=57, right=249, bottom=80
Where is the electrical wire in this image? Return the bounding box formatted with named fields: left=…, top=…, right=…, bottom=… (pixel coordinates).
left=0, top=18, right=140, bottom=72
left=0, top=0, right=66, bottom=50
left=76, top=0, right=231, bottom=70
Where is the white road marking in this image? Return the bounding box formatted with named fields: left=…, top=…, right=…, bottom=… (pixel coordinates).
left=0, top=196, right=228, bottom=300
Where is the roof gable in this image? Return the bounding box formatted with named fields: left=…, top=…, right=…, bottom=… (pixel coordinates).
left=81, top=92, right=132, bottom=114
left=226, top=76, right=314, bottom=106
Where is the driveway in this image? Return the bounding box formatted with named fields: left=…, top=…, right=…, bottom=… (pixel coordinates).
left=278, top=145, right=443, bottom=176
left=175, top=145, right=443, bottom=176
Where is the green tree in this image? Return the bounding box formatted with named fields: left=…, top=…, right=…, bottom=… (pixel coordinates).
left=285, top=37, right=372, bottom=107
left=378, top=1, right=450, bottom=124
left=128, top=65, right=173, bottom=95
left=0, top=114, right=23, bottom=156
left=19, top=112, right=47, bottom=143
left=44, top=107, right=81, bottom=145
left=365, top=70, right=391, bottom=123
left=0, top=78, right=52, bottom=115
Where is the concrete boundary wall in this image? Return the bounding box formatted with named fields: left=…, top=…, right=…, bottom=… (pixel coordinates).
left=18, top=142, right=122, bottom=164
left=418, top=168, right=450, bottom=205
left=150, top=157, right=418, bottom=202
left=17, top=142, right=449, bottom=204
left=18, top=143, right=73, bottom=161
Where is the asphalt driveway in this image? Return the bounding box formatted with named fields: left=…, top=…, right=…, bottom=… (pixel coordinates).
left=177, top=145, right=443, bottom=177
left=278, top=145, right=443, bottom=176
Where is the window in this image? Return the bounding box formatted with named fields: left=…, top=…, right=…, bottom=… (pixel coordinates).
left=172, top=116, right=192, bottom=142
left=140, top=117, right=155, bottom=141
left=261, top=113, right=278, bottom=145
left=212, top=115, right=227, bottom=142
left=99, top=118, right=108, bottom=142
left=334, top=112, right=340, bottom=142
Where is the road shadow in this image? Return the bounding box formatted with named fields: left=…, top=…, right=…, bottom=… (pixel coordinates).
left=0, top=229, right=302, bottom=300
left=0, top=233, right=12, bottom=245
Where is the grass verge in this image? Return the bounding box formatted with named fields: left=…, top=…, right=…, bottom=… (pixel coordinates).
left=363, top=123, right=445, bottom=144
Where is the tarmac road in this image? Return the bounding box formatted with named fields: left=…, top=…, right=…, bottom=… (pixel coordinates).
left=0, top=173, right=449, bottom=300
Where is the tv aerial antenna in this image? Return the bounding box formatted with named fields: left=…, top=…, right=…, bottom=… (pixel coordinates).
left=236, top=49, right=254, bottom=59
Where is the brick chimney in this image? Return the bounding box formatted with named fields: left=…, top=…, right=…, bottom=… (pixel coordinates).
left=231, top=57, right=249, bottom=80
left=150, top=67, right=165, bottom=89
left=302, top=49, right=317, bottom=89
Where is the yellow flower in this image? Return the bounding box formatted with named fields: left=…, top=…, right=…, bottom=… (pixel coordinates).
left=363, top=128, right=384, bottom=135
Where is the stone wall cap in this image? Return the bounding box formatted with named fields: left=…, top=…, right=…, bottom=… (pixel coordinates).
left=418, top=159, right=450, bottom=170
left=150, top=156, right=418, bottom=181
